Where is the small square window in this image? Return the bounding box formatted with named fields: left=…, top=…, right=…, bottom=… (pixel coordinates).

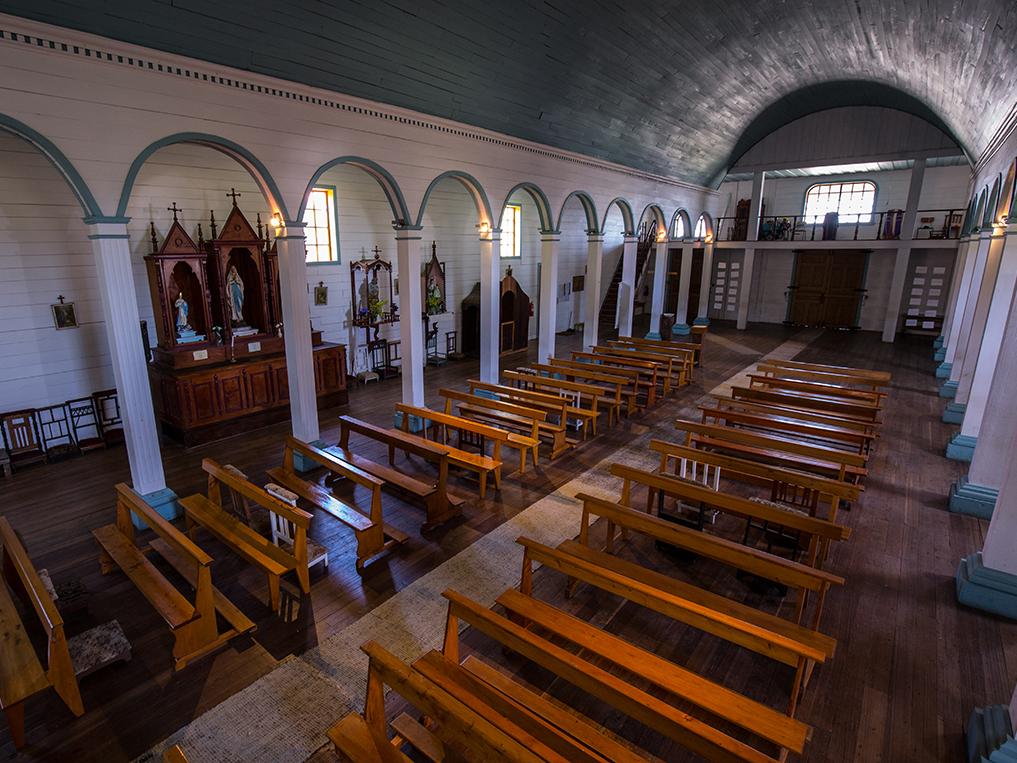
left=500, top=204, right=521, bottom=258
left=303, top=187, right=340, bottom=263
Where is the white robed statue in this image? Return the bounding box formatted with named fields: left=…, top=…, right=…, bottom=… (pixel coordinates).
left=226, top=265, right=245, bottom=324
left=174, top=292, right=190, bottom=331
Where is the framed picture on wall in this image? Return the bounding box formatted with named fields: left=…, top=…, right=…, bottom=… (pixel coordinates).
left=314, top=282, right=329, bottom=306
left=572, top=275, right=585, bottom=292
left=51, top=297, right=78, bottom=330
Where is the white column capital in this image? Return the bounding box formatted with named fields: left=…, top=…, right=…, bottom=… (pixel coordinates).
left=623, top=234, right=639, bottom=245
left=86, top=221, right=130, bottom=238
left=587, top=233, right=605, bottom=244
left=540, top=233, right=561, bottom=244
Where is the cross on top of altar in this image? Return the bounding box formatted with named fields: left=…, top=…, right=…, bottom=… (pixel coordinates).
left=371, top=245, right=382, bottom=259
left=167, top=202, right=181, bottom=221
left=226, top=188, right=242, bottom=205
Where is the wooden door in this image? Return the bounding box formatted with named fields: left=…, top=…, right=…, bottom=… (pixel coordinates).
left=710, top=253, right=742, bottom=320
left=688, top=249, right=704, bottom=319
left=788, top=251, right=867, bottom=328
left=901, top=251, right=954, bottom=333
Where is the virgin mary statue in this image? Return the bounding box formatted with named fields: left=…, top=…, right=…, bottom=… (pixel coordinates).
left=226, top=265, right=245, bottom=324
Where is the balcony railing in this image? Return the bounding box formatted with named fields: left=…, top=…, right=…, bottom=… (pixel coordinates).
left=715, top=209, right=966, bottom=243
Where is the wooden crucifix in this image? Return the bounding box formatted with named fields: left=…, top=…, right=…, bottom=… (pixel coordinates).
left=226, top=188, right=242, bottom=205
left=167, top=202, right=181, bottom=221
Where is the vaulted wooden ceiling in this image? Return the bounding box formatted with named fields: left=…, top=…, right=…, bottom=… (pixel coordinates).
left=4, top=0, right=1013, bottom=186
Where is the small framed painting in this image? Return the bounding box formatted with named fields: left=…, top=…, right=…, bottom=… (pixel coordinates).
left=314, top=283, right=329, bottom=306
left=51, top=299, right=78, bottom=330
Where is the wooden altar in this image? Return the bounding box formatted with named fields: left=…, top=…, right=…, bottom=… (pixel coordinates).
left=145, top=196, right=348, bottom=445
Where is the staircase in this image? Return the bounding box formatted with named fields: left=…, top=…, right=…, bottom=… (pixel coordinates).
left=598, top=223, right=657, bottom=333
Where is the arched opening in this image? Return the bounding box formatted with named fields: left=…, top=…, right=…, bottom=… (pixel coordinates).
left=556, top=191, right=600, bottom=335
left=670, top=208, right=692, bottom=241
left=499, top=183, right=554, bottom=234
left=499, top=182, right=553, bottom=352
left=600, top=197, right=635, bottom=238
left=596, top=201, right=630, bottom=336
left=300, top=157, right=411, bottom=226
left=695, top=213, right=714, bottom=241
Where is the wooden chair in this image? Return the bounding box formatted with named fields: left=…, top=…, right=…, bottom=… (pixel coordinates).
left=267, top=436, right=408, bottom=572
left=0, top=517, right=130, bottom=748
left=333, top=415, right=460, bottom=530
left=36, top=404, right=78, bottom=460
left=182, top=459, right=314, bottom=613
left=94, top=483, right=254, bottom=669
left=266, top=487, right=329, bottom=575
left=66, top=396, right=106, bottom=452
left=0, top=409, right=47, bottom=470
left=92, top=388, right=125, bottom=446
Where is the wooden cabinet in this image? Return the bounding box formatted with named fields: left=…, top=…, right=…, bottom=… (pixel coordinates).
left=150, top=344, right=348, bottom=445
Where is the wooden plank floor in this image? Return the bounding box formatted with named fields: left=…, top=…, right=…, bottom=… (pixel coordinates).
left=1, top=323, right=1013, bottom=761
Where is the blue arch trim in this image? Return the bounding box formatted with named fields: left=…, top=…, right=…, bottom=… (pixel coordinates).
left=668, top=207, right=692, bottom=239
left=414, top=171, right=494, bottom=228
left=0, top=113, right=103, bottom=218
left=600, top=197, right=636, bottom=236
left=500, top=182, right=554, bottom=233
left=116, top=132, right=290, bottom=220
left=556, top=191, right=599, bottom=233
left=299, top=156, right=411, bottom=224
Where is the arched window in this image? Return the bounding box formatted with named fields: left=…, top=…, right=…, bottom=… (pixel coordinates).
left=694, top=215, right=707, bottom=239
left=803, top=180, right=876, bottom=224
left=672, top=215, right=686, bottom=239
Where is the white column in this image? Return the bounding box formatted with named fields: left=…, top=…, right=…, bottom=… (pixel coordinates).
left=582, top=234, right=605, bottom=350
left=957, top=225, right=1017, bottom=437
left=617, top=234, right=638, bottom=337
left=881, top=159, right=926, bottom=343
left=395, top=230, right=424, bottom=406
left=979, top=437, right=1017, bottom=575
left=275, top=222, right=319, bottom=443
left=537, top=233, right=559, bottom=363
left=737, top=248, right=756, bottom=330
left=673, top=239, right=694, bottom=334
left=747, top=171, right=766, bottom=242
left=941, top=236, right=980, bottom=372
left=645, top=237, right=669, bottom=339
left=479, top=230, right=500, bottom=383
left=694, top=240, right=715, bottom=325
left=88, top=222, right=166, bottom=496
left=953, top=230, right=1006, bottom=402
left=945, top=231, right=994, bottom=390
left=938, top=237, right=972, bottom=350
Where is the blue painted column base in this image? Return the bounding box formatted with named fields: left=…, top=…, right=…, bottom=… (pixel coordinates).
left=644, top=331, right=662, bottom=340
left=935, top=361, right=952, bottom=378
left=692, top=317, right=710, bottom=326
left=950, top=476, right=999, bottom=519
left=942, top=401, right=967, bottom=424
left=933, top=335, right=945, bottom=349
left=292, top=439, right=329, bottom=473
left=672, top=323, right=691, bottom=336
left=965, top=703, right=1013, bottom=763
left=393, top=411, right=425, bottom=434
left=957, top=552, right=1017, bottom=621
left=933, top=346, right=947, bottom=362
left=946, top=433, right=977, bottom=461
left=939, top=379, right=959, bottom=398
left=133, top=487, right=182, bottom=529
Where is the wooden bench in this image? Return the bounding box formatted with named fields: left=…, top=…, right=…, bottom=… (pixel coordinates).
left=501, top=370, right=609, bottom=434
left=549, top=357, right=644, bottom=413
left=182, top=459, right=314, bottom=613
left=464, top=379, right=577, bottom=441
left=332, top=415, right=460, bottom=530
left=676, top=418, right=869, bottom=484
left=649, top=439, right=862, bottom=524
left=729, top=385, right=882, bottom=425
left=571, top=351, right=661, bottom=405
left=516, top=534, right=826, bottom=722
left=528, top=361, right=637, bottom=417
left=95, top=483, right=253, bottom=669
left=592, top=345, right=685, bottom=394
left=267, top=436, right=407, bottom=571
left=699, top=404, right=875, bottom=456
left=574, top=492, right=844, bottom=632
left=710, top=396, right=882, bottom=438
left=756, top=362, right=891, bottom=391
left=747, top=374, right=885, bottom=408
left=446, top=586, right=807, bottom=762
left=761, top=358, right=891, bottom=384
left=393, top=403, right=504, bottom=498
left=613, top=335, right=700, bottom=374
left=442, top=387, right=566, bottom=461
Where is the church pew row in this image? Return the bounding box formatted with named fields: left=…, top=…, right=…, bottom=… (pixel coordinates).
left=526, top=360, right=640, bottom=417
left=550, top=357, right=648, bottom=411
left=331, top=414, right=462, bottom=530
left=392, top=402, right=505, bottom=497
left=675, top=418, right=869, bottom=485
left=649, top=439, right=862, bottom=524
left=746, top=374, right=885, bottom=408
left=760, top=358, right=891, bottom=384
left=415, top=397, right=539, bottom=473
left=463, top=379, right=581, bottom=444
left=591, top=345, right=685, bottom=394
left=729, top=385, right=882, bottom=424
left=709, top=396, right=882, bottom=439
left=610, top=462, right=852, bottom=570
left=94, top=483, right=253, bottom=669
left=609, top=337, right=698, bottom=379
left=698, top=404, right=876, bottom=456
left=268, top=436, right=408, bottom=572
left=441, top=386, right=568, bottom=460
left=616, top=333, right=704, bottom=368
left=499, top=370, right=609, bottom=434
left=755, top=362, right=891, bottom=391
left=181, top=459, right=315, bottom=614
left=570, top=351, right=662, bottom=405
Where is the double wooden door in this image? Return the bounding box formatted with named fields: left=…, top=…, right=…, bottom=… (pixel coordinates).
left=788, top=250, right=868, bottom=328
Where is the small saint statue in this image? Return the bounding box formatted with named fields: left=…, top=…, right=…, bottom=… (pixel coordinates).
left=174, top=292, right=190, bottom=332
left=226, top=265, right=245, bottom=324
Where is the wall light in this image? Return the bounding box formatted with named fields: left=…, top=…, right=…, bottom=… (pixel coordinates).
left=705, top=232, right=715, bottom=244
left=270, top=212, right=282, bottom=229
left=478, top=221, right=491, bottom=236
left=656, top=227, right=667, bottom=243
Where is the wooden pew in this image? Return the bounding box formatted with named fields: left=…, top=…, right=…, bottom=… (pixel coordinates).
left=464, top=379, right=581, bottom=443
left=393, top=403, right=504, bottom=497
left=761, top=358, right=891, bottom=384
left=699, top=404, right=875, bottom=456
left=571, top=351, right=661, bottom=405
left=756, top=362, right=890, bottom=391
left=528, top=362, right=630, bottom=421
left=501, top=370, right=610, bottom=434
left=649, top=439, right=862, bottom=523
left=612, top=335, right=699, bottom=374
left=574, top=492, right=844, bottom=632
left=592, top=345, right=686, bottom=394
left=267, top=436, right=407, bottom=571
left=95, top=483, right=254, bottom=668
left=409, top=399, right=536, bottom=474
left=548, top=358, right=644, bottom=414
left=675, top=418, right=869, bottom=484
left=182, top=459, right=314, bottom=613
left=442, top=387, right=566, bottom=460
left=444, top=587, right=809, bottom=762
left=747, top=374, right=885, bottom=408
left=333, top=414, right=460, bottom=530
left=710, top=396, right=881, bottom=438
left=729, top=385, right=881, bottom=424
left=609, top=463, right=851, bottom=569
left=516, top=534, right=826, bottom=721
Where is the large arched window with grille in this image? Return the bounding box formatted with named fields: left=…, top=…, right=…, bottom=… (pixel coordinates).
left=803, top=180, right=876, bottom=224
